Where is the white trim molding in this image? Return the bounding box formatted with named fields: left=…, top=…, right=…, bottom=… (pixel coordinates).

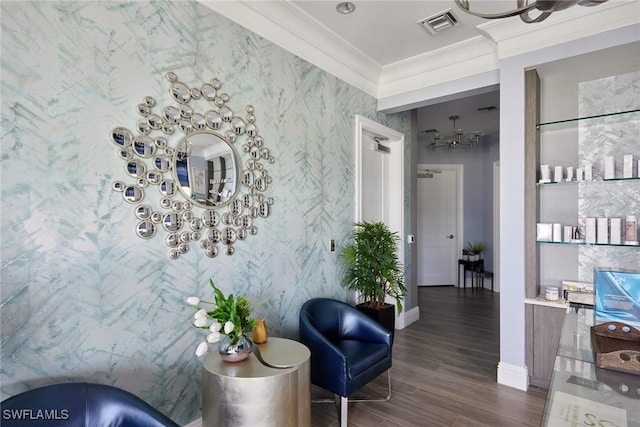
left=378, top=36, right=499, bottom=100
left=399, top=305, right=420, bottom=329
left=497, top=362, right=529, bottom=391
left=199, top=0, right=638, bottom=103
left=478, top=0, right=640, bottom=60
left=203, top=0, right=380, bottom=98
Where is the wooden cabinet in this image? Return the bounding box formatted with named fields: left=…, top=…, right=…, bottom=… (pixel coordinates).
left=525, top=303, right=566, bottom=388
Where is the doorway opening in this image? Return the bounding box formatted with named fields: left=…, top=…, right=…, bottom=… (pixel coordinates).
left=354, top=115, right=412, bottom=328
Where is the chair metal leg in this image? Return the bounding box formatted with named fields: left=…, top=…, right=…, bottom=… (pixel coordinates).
left=312, top=370, right=392, bottom=426
left=345, top=369, right=392, bottom=403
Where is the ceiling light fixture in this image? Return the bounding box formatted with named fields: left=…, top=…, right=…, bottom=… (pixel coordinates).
left=422, top=115, right=480, bottom=151
left=336, top=2, right=356, bottom=15
left=454, top=0, right=608, bottom=24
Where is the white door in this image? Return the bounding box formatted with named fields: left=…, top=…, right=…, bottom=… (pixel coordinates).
left=417, top=168, right=459, bottom=286
left=361, top=135, right=386, bottom=223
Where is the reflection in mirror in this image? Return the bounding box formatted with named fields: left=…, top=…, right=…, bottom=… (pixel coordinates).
left=136, top=221, right=156, bottom=239
left=162, top=212, right=183, bottom=232
left=202, top=210, right=219, bottom=228
left=159, top=180, right=176, bottom=197
left=207, top=229, right=221, bottom=243
left=160, top=198, right=172, bottom=209
left=119, top=149, right=133, bottom=160
left=112, top=127, right=133, bottom=147
left=123, top=186, right=144, bottom=203
left=126, top=160, right=146, bottom=178
left=133, top=136, right=156, bottom=158
left=166, top=233, right=179, bottom=247
left=205, top=245, right=218, bottom=258
left=173, top=131, right=239, bottom=208
left=135, top=205, right=153, bottom=220
left=237, top=228, right=248, bottom=240
left=154, top=156, right=172, bottom=172
left=147, top=171, right=162, bottom=184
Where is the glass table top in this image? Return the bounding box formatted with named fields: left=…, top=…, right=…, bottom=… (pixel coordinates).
left=541, top=308, right=640, bottom=427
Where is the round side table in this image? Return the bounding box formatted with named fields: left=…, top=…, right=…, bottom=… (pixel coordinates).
left=202, top=337, right=310, bottom=427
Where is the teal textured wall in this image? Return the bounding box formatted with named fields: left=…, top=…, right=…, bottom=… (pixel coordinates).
left=0, top=1, right=410, bottom=424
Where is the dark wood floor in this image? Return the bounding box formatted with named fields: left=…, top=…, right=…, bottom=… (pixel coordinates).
left=311, top=286, right=548, bottom=426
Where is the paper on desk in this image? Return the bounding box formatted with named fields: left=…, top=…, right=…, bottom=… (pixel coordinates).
left=546, top=391, right=627, bottom=427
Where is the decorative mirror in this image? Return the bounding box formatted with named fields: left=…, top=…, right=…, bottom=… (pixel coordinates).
left=110, top=72, right=274, bottom=259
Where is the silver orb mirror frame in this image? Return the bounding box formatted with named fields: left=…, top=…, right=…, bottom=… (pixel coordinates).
left=110, top=72, right=274, bottom=259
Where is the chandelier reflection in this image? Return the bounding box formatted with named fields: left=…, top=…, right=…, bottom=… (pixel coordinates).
left=423, top=115, right=480, bottom=151
left=454, top=0, right=608, bottom=24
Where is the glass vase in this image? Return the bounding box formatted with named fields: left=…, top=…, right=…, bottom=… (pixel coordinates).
left=218, top=334, right=253, bottom=362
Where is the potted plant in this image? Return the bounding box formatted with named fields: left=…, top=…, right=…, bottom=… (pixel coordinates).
left=339, top=221, right=406, bottom=332
left=464, top=241, right=486, bottom=261
left=187, top=279, right=256, bottom=362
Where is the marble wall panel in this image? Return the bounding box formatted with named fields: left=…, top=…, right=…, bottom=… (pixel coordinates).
left=578, top=71, right=640, bottom=282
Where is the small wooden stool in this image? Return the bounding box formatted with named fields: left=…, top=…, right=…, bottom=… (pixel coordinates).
left=476, top=270, right=494, bottom=292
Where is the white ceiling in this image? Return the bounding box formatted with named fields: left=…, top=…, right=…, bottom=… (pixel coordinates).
left=290, top=1, right=494, bottom=67
left=205, top=1, right=638, bottom=140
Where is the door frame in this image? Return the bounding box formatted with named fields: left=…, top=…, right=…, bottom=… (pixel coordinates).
left=354, top=115, right=406, bottom=326
left=417, top=163, right=464, bottom=286
left=493, top=160, right=500, bottom=293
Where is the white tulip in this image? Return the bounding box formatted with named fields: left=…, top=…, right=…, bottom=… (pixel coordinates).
left=193, top=309, right=208, bottom=319
left=195, top=341, right=209, bottom=357
left=209, top=322, right=222, bottom=333
left=224, top=321, right=235, bottom=335
left=186, top=297, right=200, bottom=306
left=193, top=317, right=209, bottom=328
left=207, top=332, right=221, bottom=343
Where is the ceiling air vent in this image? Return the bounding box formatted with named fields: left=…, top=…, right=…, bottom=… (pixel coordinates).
left=417, top=9, right=458, bottom=35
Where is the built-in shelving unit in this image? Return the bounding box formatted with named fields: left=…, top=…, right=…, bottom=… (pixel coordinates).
left=524, top=68, right=640, bottom=388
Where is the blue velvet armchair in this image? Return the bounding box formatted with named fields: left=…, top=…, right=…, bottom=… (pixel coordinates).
left=299, top=298, right=393, bottom=427
left=0, top=382, right=179, bottom=427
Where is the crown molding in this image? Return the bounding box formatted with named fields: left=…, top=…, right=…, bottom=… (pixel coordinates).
left=201, top=0, right=381, bottom=98
left=200, top=0, right=638, bottom=103
left=477, top=0, right=640, bottom=59
left=378, top=36, right=499, bottom=99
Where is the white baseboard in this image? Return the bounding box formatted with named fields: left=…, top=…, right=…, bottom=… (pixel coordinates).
left=183, top=418, right=201, bottom=427
left=395, top=305, right=419, bottom=330
left=497, top=362, right=529, bottom=391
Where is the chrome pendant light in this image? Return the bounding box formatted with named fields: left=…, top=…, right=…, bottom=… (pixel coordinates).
left=454, top=0, right=608, bottom=23
left=425, top=115, right=480, bottom=151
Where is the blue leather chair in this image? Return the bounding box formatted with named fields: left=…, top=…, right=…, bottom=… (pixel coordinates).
left=0, top=382, right=179, bottom=427
left=299, top=298, right=393, bottom=427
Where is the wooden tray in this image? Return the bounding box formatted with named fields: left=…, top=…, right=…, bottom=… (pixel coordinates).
left=591, top=321, right=640, bottom=376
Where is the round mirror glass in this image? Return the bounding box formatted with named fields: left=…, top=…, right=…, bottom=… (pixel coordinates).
left=173, top=131, right=240, bottom=209
left=136, top=221, right=156, bottom=239
left=133, top=135, right=156, bottom=158
left=126, top=160, right=146, bottom=178
left=123, top=185, right=144, bottom=204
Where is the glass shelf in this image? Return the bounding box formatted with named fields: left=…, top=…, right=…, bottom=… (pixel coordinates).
left=537, top=177, right=640, bottom=187
left=537, top=241, right=639, bottom=248
left=537, top=108, right=640, bottom=129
